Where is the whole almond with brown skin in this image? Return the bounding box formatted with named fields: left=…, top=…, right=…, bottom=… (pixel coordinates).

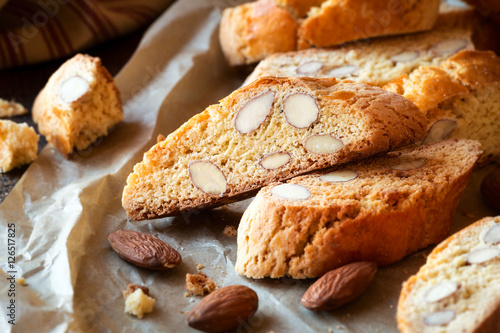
left=301, top=261, right=377, bottom=311
left=187, top=285, right=258, bottom=333
left=481, top=168, right=500, bottom=212
left=108, top=230, right=181, bottom=270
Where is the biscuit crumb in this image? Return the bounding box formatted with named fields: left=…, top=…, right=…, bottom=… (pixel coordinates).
left=156, top=134, right=165, bottom=143
left=185, top=272, right=217, bottom=296
left=123, top=285, right=155, bottom=319
left=403, top=269, right=409, bottom=275
left=16, top=277, right=26, bottom=285
left=196, top=263, right=204, bottom=271
left=337, top=325, right=344, bottom=330
left=0, top=98, right=27, bottom=117
left=223, top=225, right=237, bottom=237
left=184, top=292, right=190, bottom=297
left=0, top=120, right=39, bottom=172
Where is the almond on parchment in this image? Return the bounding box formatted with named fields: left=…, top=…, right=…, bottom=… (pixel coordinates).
left=108, top=230, right=182, bottom=270
left=187, top=285, right=258, bottom=333
left=301, top=262, right=377, bottom=311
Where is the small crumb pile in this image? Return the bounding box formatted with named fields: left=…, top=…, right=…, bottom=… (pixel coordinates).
left=185, top=272, right=216, bottom=296
left=223, top=225, right=237, bottom=237
left=0, top=98, right=27, bottom=118
left=123, top=284, right=155, bottom=319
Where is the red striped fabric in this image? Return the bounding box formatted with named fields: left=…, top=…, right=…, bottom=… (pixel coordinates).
left=0, top=0, right=173, bottom=69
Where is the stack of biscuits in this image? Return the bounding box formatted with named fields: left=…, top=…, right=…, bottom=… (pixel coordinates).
left=120, top=1, right=500, bottom=332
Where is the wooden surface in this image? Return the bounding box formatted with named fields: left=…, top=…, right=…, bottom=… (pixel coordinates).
left=0, top=29, right=145, bottom=204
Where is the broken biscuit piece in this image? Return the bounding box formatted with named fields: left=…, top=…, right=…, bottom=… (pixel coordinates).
left=0, top=120, right=38, bottom=172
left=33, top=53, right=123, bottom=158
left=0, top=98, right=27, bottom=118
left=185, top=273, right=216, bottom=296
left=123, top=284, right=155, bottom=319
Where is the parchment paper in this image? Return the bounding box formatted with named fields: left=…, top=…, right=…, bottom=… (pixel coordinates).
left=0, top=0, right=498, bottom=332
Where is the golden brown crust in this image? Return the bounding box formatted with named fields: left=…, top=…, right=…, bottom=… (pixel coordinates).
left=236, top=139, right=481, bottom=278
left=219, top=0, right=298, bottom=66
left=274, top=0, right=325, bottom=18
left=298, top=0, right=441, bottom=48
left=383, top=50, right=500, bottom=165
left=122, top=77, right=426, bottom=220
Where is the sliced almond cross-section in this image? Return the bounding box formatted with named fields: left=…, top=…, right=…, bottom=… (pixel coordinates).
left=271, top=183, right=311, bottom=200
left=304, top=134, right=344, bottom=154
left=58, top=76, right=90, bottom=104
left=320, top=170, right=358, bottom=183
left=430, top=39, right=468, bottom=56
left=484, top=224, right=500, bottom=245
left=259, top=152, right=291, bottom=170
left=297, top=61, right=323, bottom=74
left=422, top=119, right=457, bottom=145
left=391, top=50, right=419, bottom=63
left=424, top=310, right=455, bottom=326
left=234, top=91, right=274, bottom=134
left=328, top=65, right=357, bottom=78
left=283, top=93, right=319, bottom=128
left=189, top=161, right=227, bottom=195
left=467, top=248, right=500, bottom=265
left=424, top=281, right=458, bottom=303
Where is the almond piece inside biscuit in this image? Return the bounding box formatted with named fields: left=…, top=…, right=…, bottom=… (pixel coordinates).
left=303, top=134, right=344, bottom=154
left=320, top=170, right=358, bottom=183
left=259, top=152, right=291, bottom=170
left=391, top=50, right=419, bottom=63
left=467, top=248, right=500, bottom=265
left=430, top=39, right=468, bottom=56
left=422, top=119, right=457, bottom=145
left=424, top=310, right=455, bottom=326
left=234, top=91, right=274, bottom=134
left=484, top=224, right=500, bottom=244
left=189, top=161, right=227, bottom=195
left=271, top=183, right=311, bottom=200
left=297, top=61, right=323, bottom=74
left=283, top=93, right=319, bottom=128
left=328, top=65, right=357, bottom=78
left=424, top=281, right=458, bottom=303
left=58, top=76, right=89, bottom=104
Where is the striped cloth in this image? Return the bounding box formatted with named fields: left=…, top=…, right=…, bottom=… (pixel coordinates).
left=0, top=0, right=173, bottom=69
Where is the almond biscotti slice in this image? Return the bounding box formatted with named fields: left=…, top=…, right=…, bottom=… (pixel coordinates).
left=397, top=216, right=500, bottom=333
left=298, top=0, right=440, bottom=49
left=33, top=54, right=123, bottom=158
left=122, top=77, right=426, bottom=220
left=384, top=50, right=500, bottom=165
left=219, top=0, right=298, bottom=66
left=244, top=27, right=473, bottom=86
left=236, top=139, right=481, bottom=279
